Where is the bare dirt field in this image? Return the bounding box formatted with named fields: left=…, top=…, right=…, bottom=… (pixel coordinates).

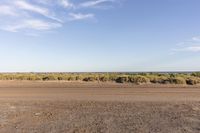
left=0, top=81, right=200, bottom=133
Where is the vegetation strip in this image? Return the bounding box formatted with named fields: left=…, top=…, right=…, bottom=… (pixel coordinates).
left=0, top=73, right=200, bottom=85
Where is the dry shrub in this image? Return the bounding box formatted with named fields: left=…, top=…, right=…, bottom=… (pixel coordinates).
left=149, top=76, right=170, bottom=84
left=171, top=77, right=186, bottom=84
left=42, top=77, right=50, bottom=81
left=129, top=75, right=149, bottom=84
left=28, top=75, right=42, bottom=80
left=68, top=76, right=76, bottom=81
left=116, top=76, right=129, bottom=83
left=83, top=77, right=96, bottom=82
left=186, top=77, right=200, bottom=85
left=75, top=75, right=83, bottom=81
left=0, top=73, right=199, bottom=86
left=99, top=76, right=109, bottom=82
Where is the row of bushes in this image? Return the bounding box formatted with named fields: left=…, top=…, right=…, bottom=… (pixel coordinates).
left=0, top=73, right=200, bottom=85
left=114, top=75, right=200, bottom=85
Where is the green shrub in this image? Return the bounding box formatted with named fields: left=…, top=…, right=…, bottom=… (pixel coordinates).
left=191, top=72, right=200, bottom=78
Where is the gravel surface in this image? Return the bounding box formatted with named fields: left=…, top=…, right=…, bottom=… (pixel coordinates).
left=0, top=81, right=200, bottom=133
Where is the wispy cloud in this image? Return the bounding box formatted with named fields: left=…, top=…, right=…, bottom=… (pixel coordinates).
left=14, top=1, right=62, bottom=22
left=80, top=0, right=115, bottom=8
left=172, top=36, right=200, bottom=53
left=192, top=36, right=200, bottom=41
left=59, top=0, right=74, bottom=8
left=14, top=1, right=49, bottom=16
left=0, top=5, right=18, bottom=16
left=173, top=46, right=200, bottom=52
left=0, top=0, right=120, bottom=35
left=3, top=19, right=62, bottom=32
left=69, top=13, right=94, bottom=20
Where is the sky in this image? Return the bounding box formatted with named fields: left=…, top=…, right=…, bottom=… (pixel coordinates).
left=0, top=0, right=200, bottom=72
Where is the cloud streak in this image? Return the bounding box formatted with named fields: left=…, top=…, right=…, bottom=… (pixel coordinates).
left=59, top=0, right=74, bottom=8
left=0, top=0, right=120, bottom=34
left=14, top=1, right=49, bottom=16
left=173, top=46, right=200, bottom=52
left=172, top=36, right=200, bottom=53
left=0, top=5, right=18, bottom=16
left=80, top=0, right=115, bottom=8
left=69, top=13, right=94, bottom=20
left=14, top=1, right=62, bottom=22
left=3, top=19, right=62, bottom=32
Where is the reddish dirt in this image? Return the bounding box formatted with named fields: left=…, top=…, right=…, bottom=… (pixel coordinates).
left=0, top=81, right=200, bottom=133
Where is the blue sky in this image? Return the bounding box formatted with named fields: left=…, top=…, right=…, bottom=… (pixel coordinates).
left=0, top=0, right=200, bottom=72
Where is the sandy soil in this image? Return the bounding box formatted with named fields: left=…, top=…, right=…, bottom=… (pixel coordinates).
left=0, top=81, right=200, bottom=133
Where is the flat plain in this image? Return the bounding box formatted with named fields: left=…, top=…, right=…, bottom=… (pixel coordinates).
left=0, top=81, right=200, bottom=133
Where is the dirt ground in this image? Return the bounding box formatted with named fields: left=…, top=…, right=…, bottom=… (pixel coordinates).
left=0, top=81, right=200, bottom=133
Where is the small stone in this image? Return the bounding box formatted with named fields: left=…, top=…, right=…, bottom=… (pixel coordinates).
left=34, top=113, right=41, bottom=116
left=10, top=106, right=16, bottom=109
